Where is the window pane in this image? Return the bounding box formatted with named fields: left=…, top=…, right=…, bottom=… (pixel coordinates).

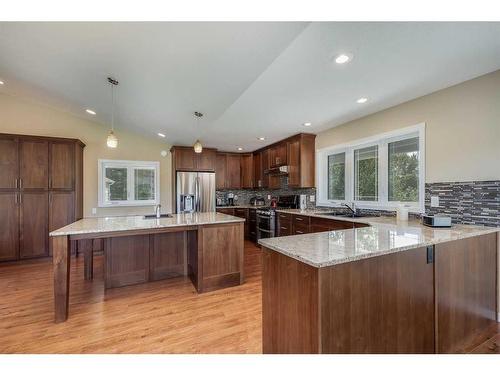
left=354, top=145, right=378, bottom=201
left=134, top=168, right=155, bottom=200
left=327, top=152, right=345, bottom=200
left=105, top=167, right=127, bottom=201
left=388, top=137, right=419, bottom=202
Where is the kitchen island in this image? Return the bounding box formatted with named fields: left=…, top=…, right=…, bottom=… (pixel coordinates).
left=50, top=212, right=245, bottom=323
left=259, top=214, right=499, bottom=354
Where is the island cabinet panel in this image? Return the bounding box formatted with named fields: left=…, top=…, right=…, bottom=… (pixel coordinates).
left=434, top=233, right=497, bottom=354
left=319, top=246, right=435, bottom=354
left=198, top=222, right=244, bottom=292
left=104, top=235, right=150, bottom=288
left=262, top=245, right=435, bottom=354
left=150, top=232, right=186, bottom=281
left=262, top=248, right=319, bottom=354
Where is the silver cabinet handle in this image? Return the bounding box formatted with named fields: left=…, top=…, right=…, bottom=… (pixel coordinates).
left=280, top=226, right=288, bottom=230
left=296, top=230, right=304, bottom=234
left=295, top=217, right=304, bottom=221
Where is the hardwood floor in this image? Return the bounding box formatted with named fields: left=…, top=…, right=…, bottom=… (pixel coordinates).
left=0, top=241, right=261, bottom=353
left=0, top=240, right=498, bottom=354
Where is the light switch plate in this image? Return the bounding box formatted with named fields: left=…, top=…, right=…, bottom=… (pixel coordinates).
left=92, top=207, right=97, bottom=215
left=430, top=196, right=439, bottom=207
left=310, top=195, right=315, bottom=202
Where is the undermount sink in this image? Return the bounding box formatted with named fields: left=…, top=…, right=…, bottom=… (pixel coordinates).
left=320, top=212, right=378, bottom=219
left=143, top=214, right=172, bottom=219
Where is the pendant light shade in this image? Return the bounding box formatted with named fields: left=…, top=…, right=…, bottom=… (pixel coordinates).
left=107, top=77, right=119, bottom=148
left=193, top=111, right=203, bottom=153
left=193, top=139, right=203, bottom=154
left=107, top=130, right=118, bottom=148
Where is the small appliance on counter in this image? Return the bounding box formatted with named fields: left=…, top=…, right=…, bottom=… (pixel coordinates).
left=299, top=194, right=307, bottom=210
left=227, top=192, right=235, bottom=206
left=250, top=196, right=266, bottom=206
left=422, top=214, right=452, bottom=228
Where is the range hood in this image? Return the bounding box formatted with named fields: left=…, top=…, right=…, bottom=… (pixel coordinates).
left=265, top=165, right=289, bottom=175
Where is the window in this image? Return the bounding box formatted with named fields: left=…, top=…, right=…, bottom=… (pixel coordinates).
left=98, top=159, right=160, bottom=207
left=388, top=137, right=419, bottom=202
left=316, top=123, right=425, bottom=212
left=354, top=145, right=378, bottom=201
left=328, top=152, right=345, bottom=200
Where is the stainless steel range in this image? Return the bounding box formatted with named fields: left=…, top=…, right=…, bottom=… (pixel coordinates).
left=256, top=195, right=300, bottom=241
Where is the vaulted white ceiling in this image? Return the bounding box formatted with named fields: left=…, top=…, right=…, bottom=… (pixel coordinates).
left=1, top=22, right=500, bottom=151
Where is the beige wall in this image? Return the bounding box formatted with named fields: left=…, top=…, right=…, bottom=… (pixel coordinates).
left=0, top=93, right=172, bottom=217
left=316, top=70, right=500, bottom=183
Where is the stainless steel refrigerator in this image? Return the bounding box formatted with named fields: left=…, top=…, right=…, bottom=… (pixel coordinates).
left=176, top=171, right=216, bottom=213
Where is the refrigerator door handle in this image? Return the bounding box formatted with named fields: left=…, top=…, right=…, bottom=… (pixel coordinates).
left=195, top=176, right=200, bottom=212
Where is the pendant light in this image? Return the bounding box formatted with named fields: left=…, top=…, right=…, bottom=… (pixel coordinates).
left=193, top=111, right=203, bottom=154
left=106, top=77, right=119, bottom=148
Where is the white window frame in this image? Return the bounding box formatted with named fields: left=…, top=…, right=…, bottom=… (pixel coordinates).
left=317, top=123, right=425, bottom=213
left=98, top=159, right=160, bottom=207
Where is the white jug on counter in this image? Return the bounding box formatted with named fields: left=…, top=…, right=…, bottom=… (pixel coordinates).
left=396, top=204, right=409, bottom=222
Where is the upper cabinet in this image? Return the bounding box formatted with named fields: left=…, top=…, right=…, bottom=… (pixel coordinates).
left=170, top=146, right=216, bottom=172
left=269, top=142, right=287, bottom=168
left=50, top=142, right=75, bottom=189
left=20, top=139, right=49, bottom=189
left=0, top=137, right=19, bottom=189
left=240, top=154, right=253, bottom=189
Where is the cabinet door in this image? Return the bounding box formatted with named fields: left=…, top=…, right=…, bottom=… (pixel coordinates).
left=0, top=192, right=19, bottom=261
left=49, top=191, right=75, bottom=232
left=216, top=207, right=235, bottom=215
left=292, top=215, right=310, bottom=235
left=261, top=149, right=270, bottom=188
left=240, top=154, right=253, bottom=188
left=253, top=152, right=262, bottom=188
left=150, top=232, right=186, bottom=281
left=270, top=143, right=287, bottom=167
left=277, top=213, right=292, bottom=237
left=20, top=140, right=49, bottom=189
left=269, top=175, right=281, bottom=189
left=175, top=148, right=196, bottom=170
left=0, top=137, right=19, bottom=189
left=215, top=153, right=227, bottom=189
left=50, top=142, right=74, bottom=189
left=196, top=149, right=216, bottom=171
left=287, top=139, right=300, bottom=187
left=226, top=154, right=241, bottom=189
left=20, top=191, right=48, bottom=259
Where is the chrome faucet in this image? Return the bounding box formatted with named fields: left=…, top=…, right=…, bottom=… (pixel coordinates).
left=343, top=202, right=356, bottom=215
left=155, top=204, right=161, bottom=218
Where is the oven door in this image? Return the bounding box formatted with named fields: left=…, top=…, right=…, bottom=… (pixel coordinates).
left=257, top=213, right=275, bottom=240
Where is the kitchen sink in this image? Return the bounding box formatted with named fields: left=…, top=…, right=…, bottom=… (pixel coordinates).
left=143, top=214, right=173, bottom=219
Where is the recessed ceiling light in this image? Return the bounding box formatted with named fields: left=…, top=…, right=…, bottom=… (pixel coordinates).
left=335, top=53, right=352, bottom=64
left=237, top=147, right=243, bottom=151
left=85, top=109, right=96, bottom=115
left=157, top=133, right=166, bottom=138
left=0, top=80, right=4, bottom=85
left=258, top=137, right=265, bottom=141
left=303, top=122, right=312, bottom=127
left=356, top=97, right=368, bottom=104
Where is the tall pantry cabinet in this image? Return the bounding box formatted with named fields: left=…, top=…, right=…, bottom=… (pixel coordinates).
left=0, top=133, right=84, bottom=262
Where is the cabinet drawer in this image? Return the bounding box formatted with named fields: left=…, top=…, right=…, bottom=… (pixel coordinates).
left=234, top=208, right=248, bottom=219
left=277, top=223, right=292, bottom=237
left=277, top=212, right=292, bottom=222
left=293, top=222, right=310, bottom=235
left=216, top=208, right=234, bottom=215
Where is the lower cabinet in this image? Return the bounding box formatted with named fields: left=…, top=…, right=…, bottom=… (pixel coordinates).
left=0, top=192, right=19, bottom=261
left=248, top=208, right=257, bottom=242
left=233, top=208, right=249, bottom=239
left=216, top=207, right=235, bottom=215
left=20, top=191, right=49, bottom=259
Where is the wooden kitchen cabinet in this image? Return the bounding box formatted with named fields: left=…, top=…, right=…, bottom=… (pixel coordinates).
left=0, top=133, right=84, bottom=263
left=261, top=149, right=270, bottom=188
left=248, top=208, right=257, bottom=242
left=50, top=142, right=75, bottom=189
left=226, top=154, right=241, bottom=189
left=310, top=217, right=358, bottom=232
left=20, top=191, right=49, bottom=259
left=269, top=142, right=287, bottom=168
left=0, top=192, right=19, bottom=261
left=171, top=146, right=216, bottom=172
left=277, top=212, right=292, bottom=237
left=292, top=214, right=310, bottom=235
left=233, top=207, right=249, bottom=239
left=240, top=153, right=253, bottom=188
left=215, top=153, right=227, bottom=189
left=216, top=207, right=235, bottom=215
left=20, top=139, right=49, bottom=189
left=0, top=137, right=19, bottom=189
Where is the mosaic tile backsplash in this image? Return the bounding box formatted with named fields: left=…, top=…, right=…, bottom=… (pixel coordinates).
left=218, top=179, right=500, bottom=227
left=425, top=180, right=500, bottom=227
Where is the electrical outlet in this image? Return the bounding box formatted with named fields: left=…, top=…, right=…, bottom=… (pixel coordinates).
left=310, top=195, right=315, bottom=202
left=92, top=207, right=97, bottom=215
left=267, top=195, right=271, bottom=200
left=430, top=196, right=439, bottom=207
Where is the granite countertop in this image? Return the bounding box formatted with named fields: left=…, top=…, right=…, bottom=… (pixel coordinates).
left=259, top=213, right=499, bottom=268
left=216, top=204, right=265, bottom=209
left=50, top=212, right=245, bottom=237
